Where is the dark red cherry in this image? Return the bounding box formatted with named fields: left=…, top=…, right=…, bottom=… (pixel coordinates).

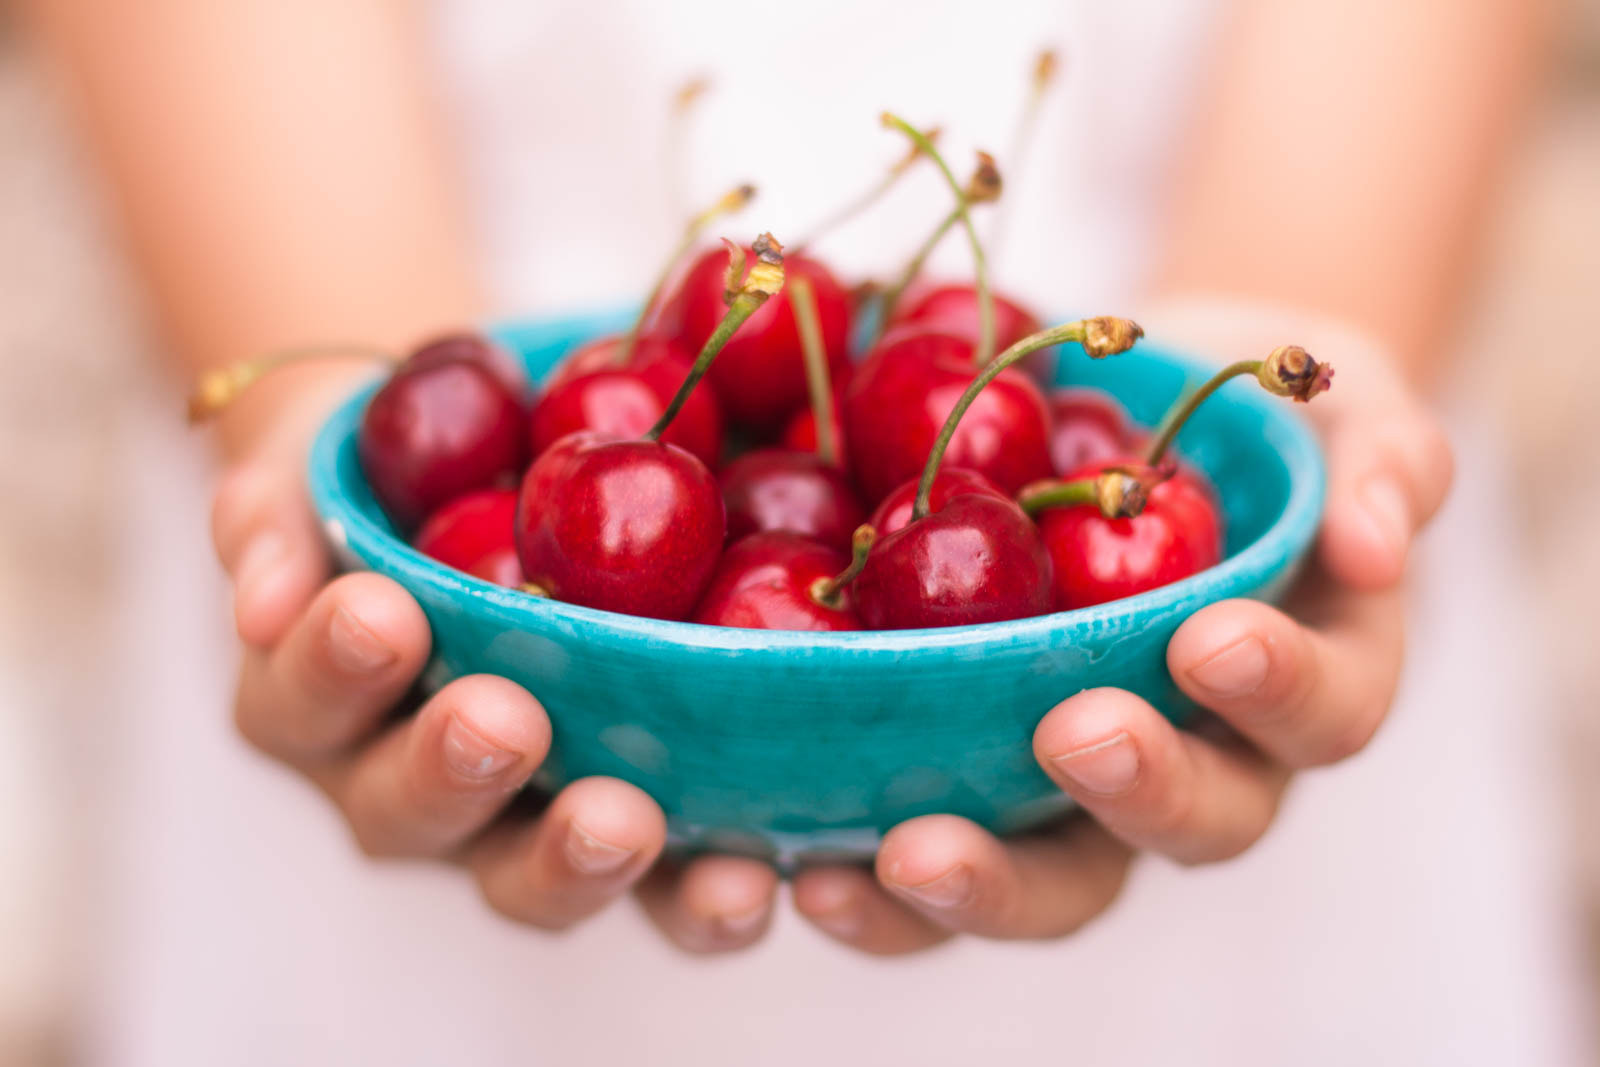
left=1048, top=387, right=1134, bottom=474
left=1036, top=460, right=1223, bottom=610
left=867, top=467, right=1008, bottom=538
left=719, top=449, right=866, bottom=552
left=528, top=337, right=723, bottom=469
left=404, top=331, right=527, bottom=394
left=842, top=328, right=1052, bottom=502
left=692, top=531, right=862, bottom=631
left=359, top=359, right=526, bottom=531
left=514, top=431, right=725, bottom=620
left=659, top=245, right=852, bottom=428
left=413, top=487, right=524, bottom=586
left=854, top=491, right=1054, bottom=629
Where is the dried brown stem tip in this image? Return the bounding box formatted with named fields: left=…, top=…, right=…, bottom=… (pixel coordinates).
left=964, top=151, right=1003, bottom=205
left=1033, top=49, right=1060, bottom=92
left=673, top=77, right=710, bottom=113
left=722, top=234, right=785, bottom=305
left=1081, top=317, right=1146, bottom=359
left=892, top=125, right=943, bottom=175
left=1094, top=463, right=1172, bottom=519
left=1257, top=344, right=1334, bottom=402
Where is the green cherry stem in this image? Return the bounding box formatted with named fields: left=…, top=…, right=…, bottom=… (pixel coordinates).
left=645, top=233, right=784, bottom=441
left=1016, top=478, right=1097, bottom=516
left=790, top=275, right=839, bottom=466
left=870, top=208, right=960, bottom=343
left=910, top=316, right=1144, bottom=521
left=809, top=524, right=877, bottom=609
left=1143, top=360, right=1261, bottom=466
left=880, top=113, right=996, bottom=366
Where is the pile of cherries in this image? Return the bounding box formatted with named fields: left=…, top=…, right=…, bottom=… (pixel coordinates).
left=195, top=113, right=1331, bottom=633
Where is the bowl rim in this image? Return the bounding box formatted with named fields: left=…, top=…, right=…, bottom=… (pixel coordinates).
left=308, top=309, right=1326, bottom=653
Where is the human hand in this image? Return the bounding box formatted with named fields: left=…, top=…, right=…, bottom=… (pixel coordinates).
left=783, top=303, right=1455, bottom=954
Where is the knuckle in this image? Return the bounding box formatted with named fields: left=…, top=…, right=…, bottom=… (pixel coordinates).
left=1314, top=701, right=1385, bottom=765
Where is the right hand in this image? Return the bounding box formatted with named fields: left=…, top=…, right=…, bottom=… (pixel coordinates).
left=209, top=399, right=783, bottom=954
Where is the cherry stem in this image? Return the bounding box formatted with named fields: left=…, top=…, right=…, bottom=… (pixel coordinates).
left=666, top=76, right=710, bottom=220
left=869, top=207, right=960, bottom=346
left=186, top=343, right=396, bottom=424
left=789, top=276, right=839, bottom=466
left=619, top=183, right=755, bottom=363
left=880, top=113, right=995, bottom=366
left=791, top=130, right=936, bottom=255
left=911, top=317, right=1139, bottom=521
left=1016, top=478, right=1097, bottom=516
left=809, top=524, right=877, bottom=609
left=645, top=234, right=784, bottom=441
left=1144, top=359, right=1261, bottom=466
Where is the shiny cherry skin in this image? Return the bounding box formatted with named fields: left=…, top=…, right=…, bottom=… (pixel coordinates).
left=779, top=398, right=847, bottom=466
left=1048, top=387, right=1134, bottom=474
left=842, top=327, right=1053, bottom=503
left=853, top=490, right=1054, bottom=629
left=660, top=245, right=852, bottom=428
left=514, top=431, right=725, bottom=620
left=528, top=346, right=724, bottom=471
left=692, top=531, right=861, bottom=631
left=413, top=487, right=524, bottom=586
left=405, top=330, right=527, bottom=394
left=867, top=467, right=1009, bottom=537
left=359, top=358, right=526, bottom=531
left=890, top=282, right=1056, bottom=381
left=719, top=449, right=866, bottom=552
left=1036, top=459, right=1224, bottom=610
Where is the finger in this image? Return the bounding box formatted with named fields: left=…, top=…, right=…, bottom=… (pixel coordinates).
left=308, top=675, right=550, bottom=858
left=467, top=777, right=665, bottom=930
left=872, top=815, right=1132, bottom=940
left=212, top=461, right=332, bottom=647
left=1033, top=688, right=1290, bottom=863
left=234, top=572, right=431, bottom=763
left=634, top=855, right=780, bottom=954
left=1167, top=590, right=1403, bottom=767
left=792, top=865, right=952, bottom=955
left=1317, top=401, right=1454, bottom=590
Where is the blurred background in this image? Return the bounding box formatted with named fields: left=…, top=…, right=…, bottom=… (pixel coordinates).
left=2, top=1, right=1598, bottom=1063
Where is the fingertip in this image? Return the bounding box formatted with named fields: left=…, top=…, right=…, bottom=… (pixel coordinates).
left=436, top=674, right=554, bottom=773
left=550, top=776, right=666, bottom=874
left=318, top=572, right=432, bottom=669
left=876, top=815, right=994, bottom=905
left=673, top=855, right=780, bottom=951
left=1318, top=481, right=1408, bottom=591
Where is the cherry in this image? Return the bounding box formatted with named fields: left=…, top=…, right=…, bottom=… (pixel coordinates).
left=359, top=357, right=526, bottom=531
left=413, top=487, right=524, bottom=587
left=867, top=467, right=1008, bottom=537
left=892, top=283, right=1042, bottom=354
left=404, top=331, right=526, bottom=394
left=529, top=336, right=724, bottom=469
left=842, top=327, right=1053, bottom=502
left=719, top=449, right=866, bottom=551
left=692, top=530, right=867, bottom=631
left=659, top=244, right=851, bottom=428
left=1048, top=386, right=1134, bottom=474
left=854, top=492, right=1053, bottom=629
left=779, top=397, right=846, bottom=466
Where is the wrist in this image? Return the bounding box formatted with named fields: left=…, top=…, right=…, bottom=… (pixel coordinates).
left=213, top=359, right=381, bottom=466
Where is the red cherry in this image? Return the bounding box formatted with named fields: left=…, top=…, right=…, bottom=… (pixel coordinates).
left=529, top=337, right=724, bottom=470
left=1036, top=460, right=1223, bottom=610
left=413, top=487, right=524, bottom=586
left=893, top=283, right=1042, bottom=351
left=719, top=449, right=866, bottom=552
left=359, top=358, right=526, bottom=531
left=659, top=245, right=852, bottom=428
left=692, top=531, right=862, bottom=631
left=1048, top=387, right=1134, bottom=474
left=867, top=467, right=1008, bottom=537
left=778, top=399, right=847, bottom=466
left=843, top=328, right=1052, bottom=502
left=514, top=431, right=725, bottom=620
left=404, top=331, right=526, bottom=394
left=854, top=491, right=1054, bottom=629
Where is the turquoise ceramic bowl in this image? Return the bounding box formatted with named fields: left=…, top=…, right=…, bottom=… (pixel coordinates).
left=308, top=308, right=1325, bottom=866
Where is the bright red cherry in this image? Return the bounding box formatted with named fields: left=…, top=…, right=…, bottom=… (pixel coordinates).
left=842, top=328, right=1052, bottom=502
left=413, top=488, right=524, bottom=586
left=692, top=531, right=862, bottom=631
left=1048, top=387, right=1134, bottom=474
left=853, top=491, right=1054, bottom=629
left=660, top=245, right=852, bottom=428
left=779, top=399, right=846, bottom=465
left=720, top=449, right=866, bottom=552
left=893, top=283, right=1042, bottom=352
left=514, top=431, right=725, bottom=620
left=867, top=467, right=1008, bottom=537
left=405, top=331, right=526, bottom=394
left=529, top=337, right=724, bottom=470
left=1033, top=460, right=1223, bottom=610
left=359, top=358, right=526, bottom=531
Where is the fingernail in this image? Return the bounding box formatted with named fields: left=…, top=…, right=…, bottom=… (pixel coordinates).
left=892, top=864, right=975, bottom=910
left=1186, top=635, right=1269, bottom=699
left=711, top=905, right=769, bottom=941
left=563, top=819, right=637, bottom=875
left=234, top=530, right=286, bottom=610
left=327, top=604, right=397, bottom=674
left=442, top=712, right=521, bottom=781
left=1360, top=478, right=1410, bottom=562
left=1050, top=732, right=1141, bottom=796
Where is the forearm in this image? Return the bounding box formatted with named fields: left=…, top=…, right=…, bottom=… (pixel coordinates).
left=21, top=0, right=484, bottom=458
left=1153, top=0, right=1552, bottom=380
